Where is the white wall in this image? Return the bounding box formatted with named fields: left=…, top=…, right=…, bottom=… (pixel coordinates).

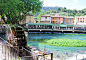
left=74, top=16, right=86, bottom=25
left=41, top=16, right=51, bottom=23
left=76, top=23, right=86, bottom=25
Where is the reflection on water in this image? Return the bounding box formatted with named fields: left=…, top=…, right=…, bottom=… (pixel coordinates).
left=27, top=33, right=86, bottom=59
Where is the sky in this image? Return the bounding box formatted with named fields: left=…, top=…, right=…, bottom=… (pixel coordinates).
left=41, top=0, right=86, bottom=10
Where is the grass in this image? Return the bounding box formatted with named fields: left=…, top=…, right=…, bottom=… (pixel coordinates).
left=30, top=39, right=86, bottom=47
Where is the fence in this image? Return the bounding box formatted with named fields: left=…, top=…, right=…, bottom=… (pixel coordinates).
left=0, top=37, right=53, bottom=60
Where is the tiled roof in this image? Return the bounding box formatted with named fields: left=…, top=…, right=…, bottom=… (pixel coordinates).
left=75, top=16, right=86, bottom=18
left=41, top=15, right=51, bottom=17
left=51, top=16, right=64, bottom=17
left=64, top=16, right=74, bottom=18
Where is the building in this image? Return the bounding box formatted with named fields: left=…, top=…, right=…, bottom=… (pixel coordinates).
left=51, top=16, right=64, bottom=24
left=63, top=17, right=73, bottom=24
left=74, top=16, right=86, bottom=25
left=40, top=15, right=51, bottom=23
left=19, top=15, right=35, bottom=24
left=40, top=14, right=74, bottom=24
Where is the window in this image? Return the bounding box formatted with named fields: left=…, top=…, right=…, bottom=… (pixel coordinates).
left=64, top=21, right=66, bottom=24
left=59, top=18, right=60, bottom=20
left=52, top=21, right=54, bottom=23
left=69, top=21, right=71, bottom=24
left=45, top=17, right=47, bottom=19
left=29, top=17, right=31, bottom=19
left=64, top=18, right=66, bottom=20
left=55, top=21, right=57, bottom=24
left=29, top=20, right=31, bottom=23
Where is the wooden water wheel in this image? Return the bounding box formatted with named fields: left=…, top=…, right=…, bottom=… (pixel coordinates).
left=11, top=26, right=27, bottom=57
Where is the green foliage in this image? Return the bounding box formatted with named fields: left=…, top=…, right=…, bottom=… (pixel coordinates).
left=61, top=8, right=67, bottom=12
left=35, top=20, right=38, bottom=23
left=0, top=21, right=1, bottom=24
left=46, top=11, right=50, bottom=14
left=59, top=13, right=65, bottom=16
left=50, top=10, right=57, bottom=13
left=0, top=0, right=43, bottom=24
left=31, top=39, right=86, bottom=47
left=37, top=13, right=45, bottom=19
left=12, top=58, right=16, bottom=60
left=57, top=7, right=61, bottom=13
left=40, top=7, right=86, bottom=17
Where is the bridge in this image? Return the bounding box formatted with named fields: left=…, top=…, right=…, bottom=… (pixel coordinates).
left=21, top=23, right=86, bottom=33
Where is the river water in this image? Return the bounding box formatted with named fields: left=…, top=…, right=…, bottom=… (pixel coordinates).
left=1, top=33, right=86, bottom=59
left=27, top=33, right=86, bottom=59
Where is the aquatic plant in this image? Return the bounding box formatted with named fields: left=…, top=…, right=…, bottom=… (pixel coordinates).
left=30, top=39, right=86, bottom=47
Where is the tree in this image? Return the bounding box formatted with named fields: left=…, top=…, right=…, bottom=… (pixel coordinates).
left=59, top=13, right=65, bottom=16
left=64, top=7, right=66, bottom=9
left=61, top=8, right=67, bottom=12
left=81, top=10, right=85, bottom=13
left=57, top=7, right=61, bottom=12
left=67, top=10, right=72, bottom=13
left=46, top=11, right=50, bottom=14
left=78, top=10, right=81, bottom=13
left=73, top=9, right=78, bottom=13
left=50, top=10, right=57, bottom=13
left=37, top=13, right=45, bottom=20
left=0, top=0, right=43, bottom=24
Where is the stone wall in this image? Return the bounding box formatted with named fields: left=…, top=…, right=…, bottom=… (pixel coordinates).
left=0, top=25, right=6, bottom=33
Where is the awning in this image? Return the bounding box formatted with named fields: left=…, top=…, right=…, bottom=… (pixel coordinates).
left=52, top=24, right=59, bottom=26
left=60, top=25, right=67, bottom=27
left=28, top=23, right=52, bottom=26
left=74, top=25, right=85, bottom=27
left=67, top=25, right=74, bottom=27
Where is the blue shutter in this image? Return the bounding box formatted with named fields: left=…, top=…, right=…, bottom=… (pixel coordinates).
left=64, top=21, right=66, bottom=24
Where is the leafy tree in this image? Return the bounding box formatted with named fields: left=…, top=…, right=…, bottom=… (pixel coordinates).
left=61, top=8, right=67, bottom=12
left=64, top=7, right=66, bottom=9
left=59, top=13, right=65, bottom=16
left=78, top=10, right=81, bottom=13
left=73, top=9, right=78, bottom=13
left=67, top=10, right=72, bottom=13
left=50, top=10, right=57, bottom=13
left=35, top=20, right=38, bottom=23
left=46, top=11, right=50, bottom=14
left=0, top=0, right=43, bottom=24
left=66, top=13, right=74, bottom=16
left=57, top=7, right=61, bottom=12
left=37, top=13, right=45, bottom=20
left=81, top=10, right=85, bottom=13
left=76, top=14, right=80, bottom=16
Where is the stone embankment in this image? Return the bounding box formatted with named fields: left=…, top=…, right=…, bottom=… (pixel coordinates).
left=0, top=25, right=6, bottom=34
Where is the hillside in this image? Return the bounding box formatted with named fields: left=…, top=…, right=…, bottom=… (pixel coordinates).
left=41, top=6, right=62, bottom=11
left=35, top=6, right=86, bottom=19
left=35, top=6, right=62, bottom=17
